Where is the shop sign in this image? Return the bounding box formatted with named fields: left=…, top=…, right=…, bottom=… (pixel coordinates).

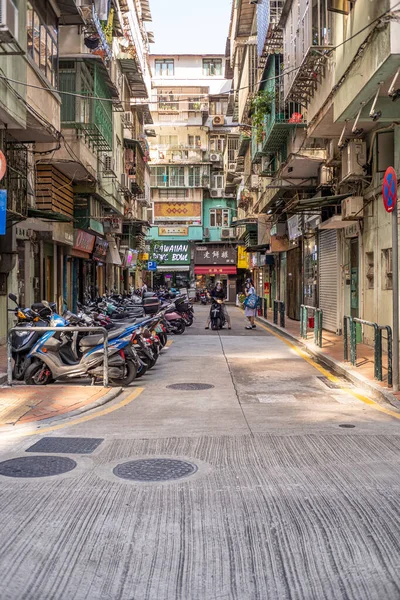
left=151, top=242, right=190, bottom=265
left=73, top=229, right=96, bottom=253
left=89, top=218, right=104, bottom=235
left=345, top=223, right=360, bottom=238
left=52, top=222, right=74, bottom=246
left=0, top=189, right=6, bottom=236
left=251, top=253, right=257, bottom=268
left=287, top=215, right=302, bottom=240
left=195, top=244, right=236, bottom=265
left=138, top=252, right=149, bottom=261
left=153, top=202, right=201, bottom=221
left=237, top=245, right=248, bottom=269
left=0, top=151, right=6, bottom=182
left=93, top=236, right=108, bottom=261
left=158, top=226, right=189, bottom=236
left=103, top=217, right=122, bottom=234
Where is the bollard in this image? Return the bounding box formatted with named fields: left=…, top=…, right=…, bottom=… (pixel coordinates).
left=273, top=300, right=278, bottom=325
left=279, top=302, right=285, bottom=328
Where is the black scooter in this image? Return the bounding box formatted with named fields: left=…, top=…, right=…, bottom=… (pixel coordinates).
left=210, top=299, right=226, bottom=330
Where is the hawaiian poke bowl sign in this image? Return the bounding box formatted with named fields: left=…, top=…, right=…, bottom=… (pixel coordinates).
left=151, top=242, right=190, bottom=265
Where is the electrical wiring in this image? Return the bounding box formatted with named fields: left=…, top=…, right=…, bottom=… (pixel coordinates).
left=0, top=1, right=398, bottom=110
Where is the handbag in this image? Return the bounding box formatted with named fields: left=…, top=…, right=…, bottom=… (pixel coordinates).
left=243, top=293, right=258, bottom=309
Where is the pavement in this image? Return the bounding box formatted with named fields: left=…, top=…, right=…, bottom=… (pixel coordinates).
left=0, top=306, right=399, bottom=599
left=259, top=307, right=400, bottom=409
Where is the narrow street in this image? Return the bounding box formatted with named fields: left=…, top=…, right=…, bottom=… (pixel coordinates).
left=0, top=307, right=399, bottom=600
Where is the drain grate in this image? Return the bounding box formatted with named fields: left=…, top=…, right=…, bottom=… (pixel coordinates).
left=26, top=437, right=103, bottom=455
left=113, top=458, right=198, bottom=482
left=167, top=383, right=214, bottom=391
left=0, top=456, right=77, bottom=478
left=339, top=424, right=356, bottom=429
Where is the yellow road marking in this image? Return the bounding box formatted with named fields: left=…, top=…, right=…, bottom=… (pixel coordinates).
left=254, top=317, right=400, bottom=421
left=15, top=387, right=145, bottom=437
left=165, top=340, right=173, bottom=348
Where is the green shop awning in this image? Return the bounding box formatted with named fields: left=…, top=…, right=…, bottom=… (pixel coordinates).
left=28, top=208, right=72, bottom=223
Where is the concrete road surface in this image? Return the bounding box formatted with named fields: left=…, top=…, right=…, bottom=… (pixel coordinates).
left=0, top=306, right=399, bottom=600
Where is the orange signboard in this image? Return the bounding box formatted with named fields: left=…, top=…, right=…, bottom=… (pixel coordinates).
left=154, top=202, right=201, bottom=221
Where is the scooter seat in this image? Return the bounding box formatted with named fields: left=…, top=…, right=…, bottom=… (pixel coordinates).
left=80, top=327, right=127, bottom=347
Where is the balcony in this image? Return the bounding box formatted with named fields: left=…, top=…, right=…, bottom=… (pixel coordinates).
left=258, top=0, right=285, bottom=71
left=59, top=60, right=113, bottom=152
left=150, top=165, right=210, bottom=188
left=281, top=0, right=334, bottom=105
left=261, top=100, right=306, bottom=154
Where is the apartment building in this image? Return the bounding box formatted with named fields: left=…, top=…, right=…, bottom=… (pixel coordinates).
left=147, top=54, right=239, bottom=297
left=0, top=0, right=153, bottom=341
left=227, top=0, right=400, bottom=344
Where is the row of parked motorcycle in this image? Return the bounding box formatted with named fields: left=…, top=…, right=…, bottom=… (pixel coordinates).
left=9, top=290, right=194, bottom=386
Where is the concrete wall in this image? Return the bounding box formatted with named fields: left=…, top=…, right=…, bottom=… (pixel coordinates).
left=147, top=226, right=203, bottom=241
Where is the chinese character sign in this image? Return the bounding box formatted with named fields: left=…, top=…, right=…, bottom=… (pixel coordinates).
left=195, top=245, right=237, bottom=265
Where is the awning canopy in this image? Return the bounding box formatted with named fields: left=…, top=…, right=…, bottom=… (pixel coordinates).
left=156, top=265, right=190, bottom=272
left=194, top=266, right=237, bottom=275
left=27, top=208, right=72, bottom=223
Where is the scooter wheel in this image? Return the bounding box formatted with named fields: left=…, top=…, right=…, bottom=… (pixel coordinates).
left=109, top=359, right=137, bottom=387
left=24, top=361, right=53, bottom=386
left=135, top=363, right=148, bottom=379
left=173, top=322, right=186, bottom=335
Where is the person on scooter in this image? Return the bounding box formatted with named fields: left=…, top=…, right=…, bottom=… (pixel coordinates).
left=205, top=281, right=231, bottom=329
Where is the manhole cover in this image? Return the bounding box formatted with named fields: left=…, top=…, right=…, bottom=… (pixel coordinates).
left=339, top=424, right=356, bottom=429
left=167, top=383, right=214, bottom=390
left=26, top=437, right=103, bottom=455
left=0, top=456, right=77, bottom=478
left=113, top=458, right=198, bottom=482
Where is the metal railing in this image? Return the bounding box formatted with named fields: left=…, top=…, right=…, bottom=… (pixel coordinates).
left=7, top=326, right=109, bottom=387
left=343, top=317, right=392, bottom=385
left=300, top=305, right=323, bottom=347
left=273, top=300, right=285, bottom=328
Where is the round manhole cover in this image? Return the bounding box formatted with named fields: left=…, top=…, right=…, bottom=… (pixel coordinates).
left=113, top=458, right=198, bottom=482
left=339, top=424, right=356, bottom=429
left=167, top=383, right=214, bottom=391
left=0, top=456, right=77, bottom=478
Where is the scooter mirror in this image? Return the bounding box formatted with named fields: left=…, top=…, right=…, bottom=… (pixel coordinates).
left=8, top=293, right=17, bottom=303
left=41, top=300, right=50, bottom=309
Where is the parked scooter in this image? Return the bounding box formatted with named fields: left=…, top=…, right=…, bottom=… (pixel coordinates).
left=23, top=302, right=141, bottom=386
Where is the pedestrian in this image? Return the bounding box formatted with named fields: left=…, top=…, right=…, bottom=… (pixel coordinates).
left=141, top=281, right=148, bottom=296
left=244, top=278, right=257, bottom=330
left=205, top=281, right=231, bottom=329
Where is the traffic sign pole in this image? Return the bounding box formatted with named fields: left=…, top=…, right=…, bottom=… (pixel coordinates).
left=383, top=167, right=399, bottom=390
left=392, top=202, right=399, bottom=391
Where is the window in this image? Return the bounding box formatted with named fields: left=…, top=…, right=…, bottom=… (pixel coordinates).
left=382, top=248, right=393, bottom=290
left=158, top=91, right=179, bottom=111
left=158, top=135, right=178, bottom=147
left=27, top=1, right=58, bottom=87
left=155, top=59, right=174, bottom=76
left=169, top=166, right=185, bottom=187
left=210, top=208, right=230, bottom=227
left=376, top=131, right=394, bottom=173
left=159, top=189, right=188, bottom=199
left=188, top=166, right=202, bottom=187
left=365, top=252, right=374, bottom=289
left=203, top=59, right=222, bottom=77
left=188, top=97, right=202, bottom=111
left=210, top=136, right=224, bottom=152
left=188, top=135, right=201, bottom=148
left=211, top=173, right=224, bottom=189
left=209, top=99, right=228, bottom=115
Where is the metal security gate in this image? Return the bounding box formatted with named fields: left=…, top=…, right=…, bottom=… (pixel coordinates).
left=319, top=230, right=338, bottom=333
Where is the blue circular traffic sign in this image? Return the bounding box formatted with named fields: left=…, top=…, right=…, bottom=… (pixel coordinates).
left=383, top=166, right=398, bottom=213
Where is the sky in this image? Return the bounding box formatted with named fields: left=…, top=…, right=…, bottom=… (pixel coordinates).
left=148, top=0, right=232, bottom=55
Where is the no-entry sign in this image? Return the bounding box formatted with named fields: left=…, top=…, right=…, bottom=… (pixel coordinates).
left=383, top=166, right=398, bottom=213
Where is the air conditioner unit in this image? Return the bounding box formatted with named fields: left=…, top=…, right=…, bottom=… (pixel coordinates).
left=319, top=165, right=334, bottom=186
left=210, top=190, right=219, bottom=198
left=209, top=153, right=221, bottom=162
left=103, top=155, right=115, bottom=173
left=120, top=173, right=128, bottom=188
left=250, top=174, right=259, bottom=189
left=341, top=139, right=366, bottom=182
left=341, top=196, right=364, bottom=220
left=228, top=162, right=236, bottom=172
left=326, top=139, right=340, bottom=166
left=221, top=228, right=235, bottom=239
left=223, top=192, right=234, bottom=198
left=213, top=115, right=225, bottom=126
left=203, top=227, right=210, bottom=238
left=0, top=0, right=18, bottom=43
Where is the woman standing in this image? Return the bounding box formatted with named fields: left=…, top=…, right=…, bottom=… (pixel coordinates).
left=244, top=278, right=257, bottom=330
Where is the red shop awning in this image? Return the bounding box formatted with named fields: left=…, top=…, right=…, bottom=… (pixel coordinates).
left=194, top=266, right=237, bottom=275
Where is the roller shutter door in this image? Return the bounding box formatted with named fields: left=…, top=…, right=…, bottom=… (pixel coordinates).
left=319, top=230, right=338, bottom=333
